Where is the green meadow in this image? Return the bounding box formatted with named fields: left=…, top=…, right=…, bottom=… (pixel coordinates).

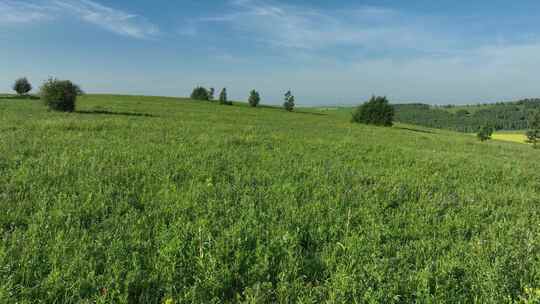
left=492, top=132, right=529, bottom=144
left=2, top=94, right=540, bottom=303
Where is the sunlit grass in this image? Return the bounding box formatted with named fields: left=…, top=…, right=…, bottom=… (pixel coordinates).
left=492, top=132, right=528, bottom=144
left=1, top=94, right=540, bottom=303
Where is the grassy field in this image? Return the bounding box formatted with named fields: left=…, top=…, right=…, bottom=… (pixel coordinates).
left=2, top=95, right=540, bottom=303
left=492, top=132, right=529, bottom=144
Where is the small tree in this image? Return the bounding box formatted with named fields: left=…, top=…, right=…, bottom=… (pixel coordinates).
left=248, top=90, right=260, bottom=107
left=283, top=90, right=295, bottom=111
left=352, top=96, right=394, bottom=126
left=40, top=78, right=80, bottom=112
left=527, top=110, right=540, bottom=148
left=477, top=124, right=494, bottom=142
left=219, top=88, right=231, bottom=105
left=13, top=77, right=32, bottom=96
left=191, top=86, right=210, bottom=101
left=209, top=88, right=215, bottom=101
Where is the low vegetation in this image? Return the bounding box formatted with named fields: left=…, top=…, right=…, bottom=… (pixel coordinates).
left=2, top=94, right=540, bottom=303
left=40, top=78, right=81, bottom=112
left=352, top=95, right=394, bottom=126
left=492, top=132, right=528, bottom=144
left=477, top=124, right=494, bottom=141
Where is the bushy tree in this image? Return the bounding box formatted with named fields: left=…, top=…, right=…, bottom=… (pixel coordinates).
left=219, top=88, right=231, bottom=105
left=352, top=96, right=394, bottom=126
left=191, top=86, right=210, bottom=101
left=13, top=77, right=32, bottom=96
left=248, top=90, right=260, bottom=107
left=283, top=90, right=295, bottom=111
left=527, top=110, right=540, bottom=148
left=209, top=88, right=215, bottom=101
left=477, top=124, right=494, bottom=142
left=40, top=78, right=80, bottom=112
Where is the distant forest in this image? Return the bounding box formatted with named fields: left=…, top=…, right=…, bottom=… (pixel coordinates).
left=394, top=98, right=540, bottom=132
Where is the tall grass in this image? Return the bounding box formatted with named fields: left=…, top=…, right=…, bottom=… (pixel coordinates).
left=1, top=95, right=540, bottom=303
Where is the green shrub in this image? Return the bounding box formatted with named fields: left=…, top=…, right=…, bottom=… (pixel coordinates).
left=40, top=78, right=79, bottom=112
left=13, top=77, right=32, bottom=95
left=477, top=125, right=494, bottom=141
left=352, top=96, right=394, bottom=126
left=191, top=87, right=210, bottom=101
left=527, top=110, right=540, bottom=148
left=248, top=90, right=261, bottom=107
left=219, top=88, right=232, bottom=105
left=283, top=90, right=295, bottom=111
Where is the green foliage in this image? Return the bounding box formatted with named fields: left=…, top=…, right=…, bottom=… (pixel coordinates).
left=2, top=94, right=540, bottom=303
left=352, top=95, right=394, bottom=126
left=190, top=87, right=210, bottom=101
left=526, top=110, right=540, bottom=148
left=219, top=88, right=231, bottom=105
left=12, top=77, right=32, bottom=95
left=283, top=90, right=295, bottom=111
left=518, top=287, right=540, bottom=304
left=455, top=109, right=470, bottom=117
left=248, top=90, right=260, bottom=107
left=477, top=125, right=494, bottom=141
left=40, top=78, right=79, bottom=112
left=394, top=98, right=540, bottom=132
left=208, top=88, right=215, bottom=101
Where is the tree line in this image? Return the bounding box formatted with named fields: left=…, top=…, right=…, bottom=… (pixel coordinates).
left=10, top=77, right=82, bottom=112
left=190, top=87, right=397, bottom=127
left=8, top=78, right=297, bottom=113
left=190, top=86, right=296, bottom=111
left=476, top=112, right=540, bottom=147
left=9, top=78, right=393, bottom=127
left=8, top=77, right=540, bottom=147
left=5, top=78, right=398, bottom=129
left=394, top=100, right=540, bottom=133
left=394, top=100, right=540, bottom=146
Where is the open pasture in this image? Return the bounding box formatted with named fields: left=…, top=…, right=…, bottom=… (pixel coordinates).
left=1, top=95, right=540, bottom=303
left=492, top=132, right=529, bottom=144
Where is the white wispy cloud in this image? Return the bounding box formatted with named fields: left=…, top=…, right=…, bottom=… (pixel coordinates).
left=52, top=0, right=159, bottom=39
left=0, top=0, right=159, bottom=39
left=198, top=0, right=444, bottom=51
left=0, top=1, right=51, bottom=23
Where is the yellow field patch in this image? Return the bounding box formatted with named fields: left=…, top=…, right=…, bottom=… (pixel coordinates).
left=492, top=133, right=528, bottom=144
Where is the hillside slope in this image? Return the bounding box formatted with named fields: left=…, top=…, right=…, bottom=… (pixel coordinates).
left=1, top=95, right=540, bottom=303
left=394, top=99, right=540, bottom=132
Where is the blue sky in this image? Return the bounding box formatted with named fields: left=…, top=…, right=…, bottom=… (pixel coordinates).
left=2, top=0, right=540, bottom=105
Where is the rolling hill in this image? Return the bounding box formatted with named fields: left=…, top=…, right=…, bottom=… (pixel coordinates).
left=394, top=99, right=540, bottom=132
left=1, top=94, right=540, bottom=303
